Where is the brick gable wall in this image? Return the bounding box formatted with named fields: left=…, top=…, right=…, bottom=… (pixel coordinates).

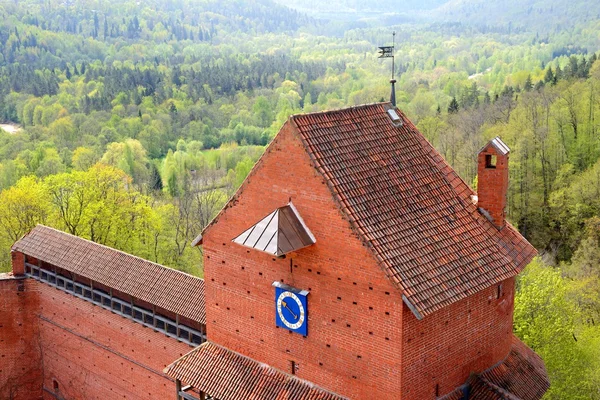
left=401, top=277, right=515, bottom=399
left=203, top=122, right=404, bottom=399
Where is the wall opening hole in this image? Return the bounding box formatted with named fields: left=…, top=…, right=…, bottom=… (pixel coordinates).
left=486, top=154, right=497, bottom=168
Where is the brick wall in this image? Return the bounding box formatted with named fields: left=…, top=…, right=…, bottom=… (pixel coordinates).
left=0, top=274, right=43, bottom=400
left=34, top=279, right=192, bottom=400
left=401, top=277, right=515, bottom=399
left=1, top=272, right=193, bottom=400
left=203, top=122, right=404, bottom=399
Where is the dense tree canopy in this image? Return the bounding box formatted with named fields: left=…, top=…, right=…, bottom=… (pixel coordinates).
left=0, top=1, right=599, bottom=396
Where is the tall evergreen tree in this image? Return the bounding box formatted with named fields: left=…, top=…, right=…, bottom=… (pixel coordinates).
left=544, top=67, right=554, bottom=83
left=448, top=97, right=459, bottom=114
left=149, top=163, right=163, bottom=192
left=524, top=74, right=533, bottom=91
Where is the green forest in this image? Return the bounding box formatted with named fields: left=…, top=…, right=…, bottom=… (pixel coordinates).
left=0, top=0, right=599, bottom=397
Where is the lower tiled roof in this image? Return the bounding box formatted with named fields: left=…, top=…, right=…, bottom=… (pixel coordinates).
left=164, top=342, right=347, bottom=400
left=12, top=225, right=205, bottom=324
left=439, top=336, right=550, bottom=400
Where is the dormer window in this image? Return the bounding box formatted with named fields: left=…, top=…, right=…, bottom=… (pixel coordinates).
left=232, top=202, right=316, bottom=257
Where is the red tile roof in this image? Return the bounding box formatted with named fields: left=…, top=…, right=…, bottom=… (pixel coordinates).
left=439, top=336, right=550, bottom=400
left=12, top=225, right=205, bottom=324
left=289, top=103, right=536, bottom=318
left=164, top=341, right=347, bottom=400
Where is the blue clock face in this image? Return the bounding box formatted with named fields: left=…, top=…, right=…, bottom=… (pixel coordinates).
left=273, top=283, right=308, bottom=336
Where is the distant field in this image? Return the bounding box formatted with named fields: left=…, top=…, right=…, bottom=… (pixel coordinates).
left=0, top=124, right=21, bottom=134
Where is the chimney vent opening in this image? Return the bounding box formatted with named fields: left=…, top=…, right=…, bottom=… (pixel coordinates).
left=485, top=154, right=497, bottom=169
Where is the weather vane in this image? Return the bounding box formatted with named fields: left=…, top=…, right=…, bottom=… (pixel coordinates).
left=378, top=31, right=396, bottom=106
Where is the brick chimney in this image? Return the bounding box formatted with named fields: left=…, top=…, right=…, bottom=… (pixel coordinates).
left=477, top=137, right=510, bottom=229
left=11, top=251, right=25, bottom=276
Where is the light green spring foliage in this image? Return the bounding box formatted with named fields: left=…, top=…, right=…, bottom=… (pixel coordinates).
left=0, top=164, right=202, bottom=275
left=515, top=259, right=600, bottom=399
left=0, top=0, right=599, bottom=394
left=0, top=139, right=264, bottom=275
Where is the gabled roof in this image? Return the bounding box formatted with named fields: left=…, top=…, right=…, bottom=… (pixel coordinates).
left=288, top=103, right=536, bottom=318
left=481, top=137, right=511, bottom=155
left=439, top=336, right=549, bottom=400
left=232, top=202, right=316, bottom=256
left=12, top=225, right=206, bottom=324
left=164, top=341, right=347, bottom=400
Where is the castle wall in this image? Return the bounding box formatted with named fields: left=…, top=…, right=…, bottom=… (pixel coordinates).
left=401, top=277, right=515, bottom=399
left=36, top=278, right=192, bottom=400
left=1, top=258, right=194, bottom=400
left=203, top=122, right=404, bottom=399
left=0, top=275, right=43, bottom=400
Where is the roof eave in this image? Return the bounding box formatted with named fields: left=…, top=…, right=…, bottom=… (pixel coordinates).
left=402, top=294, right=424, bottom=320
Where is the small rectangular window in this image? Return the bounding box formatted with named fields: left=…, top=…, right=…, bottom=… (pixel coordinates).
left=122, top=305, right=132, bottom=316
left=485, top=154, right=497, bottom=168
left=497, top=283, right=503, bottom=299
left=144, top=314, right=155, bottom=325
left=166, top=323, right=177, bottom=335
left=191, top=333, right=204, bottom=344
left=133, top=309, right=144, bottom=321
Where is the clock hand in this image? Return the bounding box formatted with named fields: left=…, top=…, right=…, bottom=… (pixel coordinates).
left=281, top=300, right=298, bottom=320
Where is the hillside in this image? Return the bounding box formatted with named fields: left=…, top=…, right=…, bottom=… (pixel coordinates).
left=0, top=1, right=599, bottom=396
left=432, top=0, right=600, bottom=33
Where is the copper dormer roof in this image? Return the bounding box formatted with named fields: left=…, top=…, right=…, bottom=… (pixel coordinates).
left=232, top=202, right=316, bottom=257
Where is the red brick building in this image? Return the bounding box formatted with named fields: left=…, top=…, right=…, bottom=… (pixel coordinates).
left=167, top=103, right=549, bottom=400
left=1, top=103, right=549, bottom=400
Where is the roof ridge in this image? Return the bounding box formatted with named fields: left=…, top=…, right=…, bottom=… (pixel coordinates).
left=15, top=224, right=203, bottom=282
left=290, top=102, right=390, bottom=120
